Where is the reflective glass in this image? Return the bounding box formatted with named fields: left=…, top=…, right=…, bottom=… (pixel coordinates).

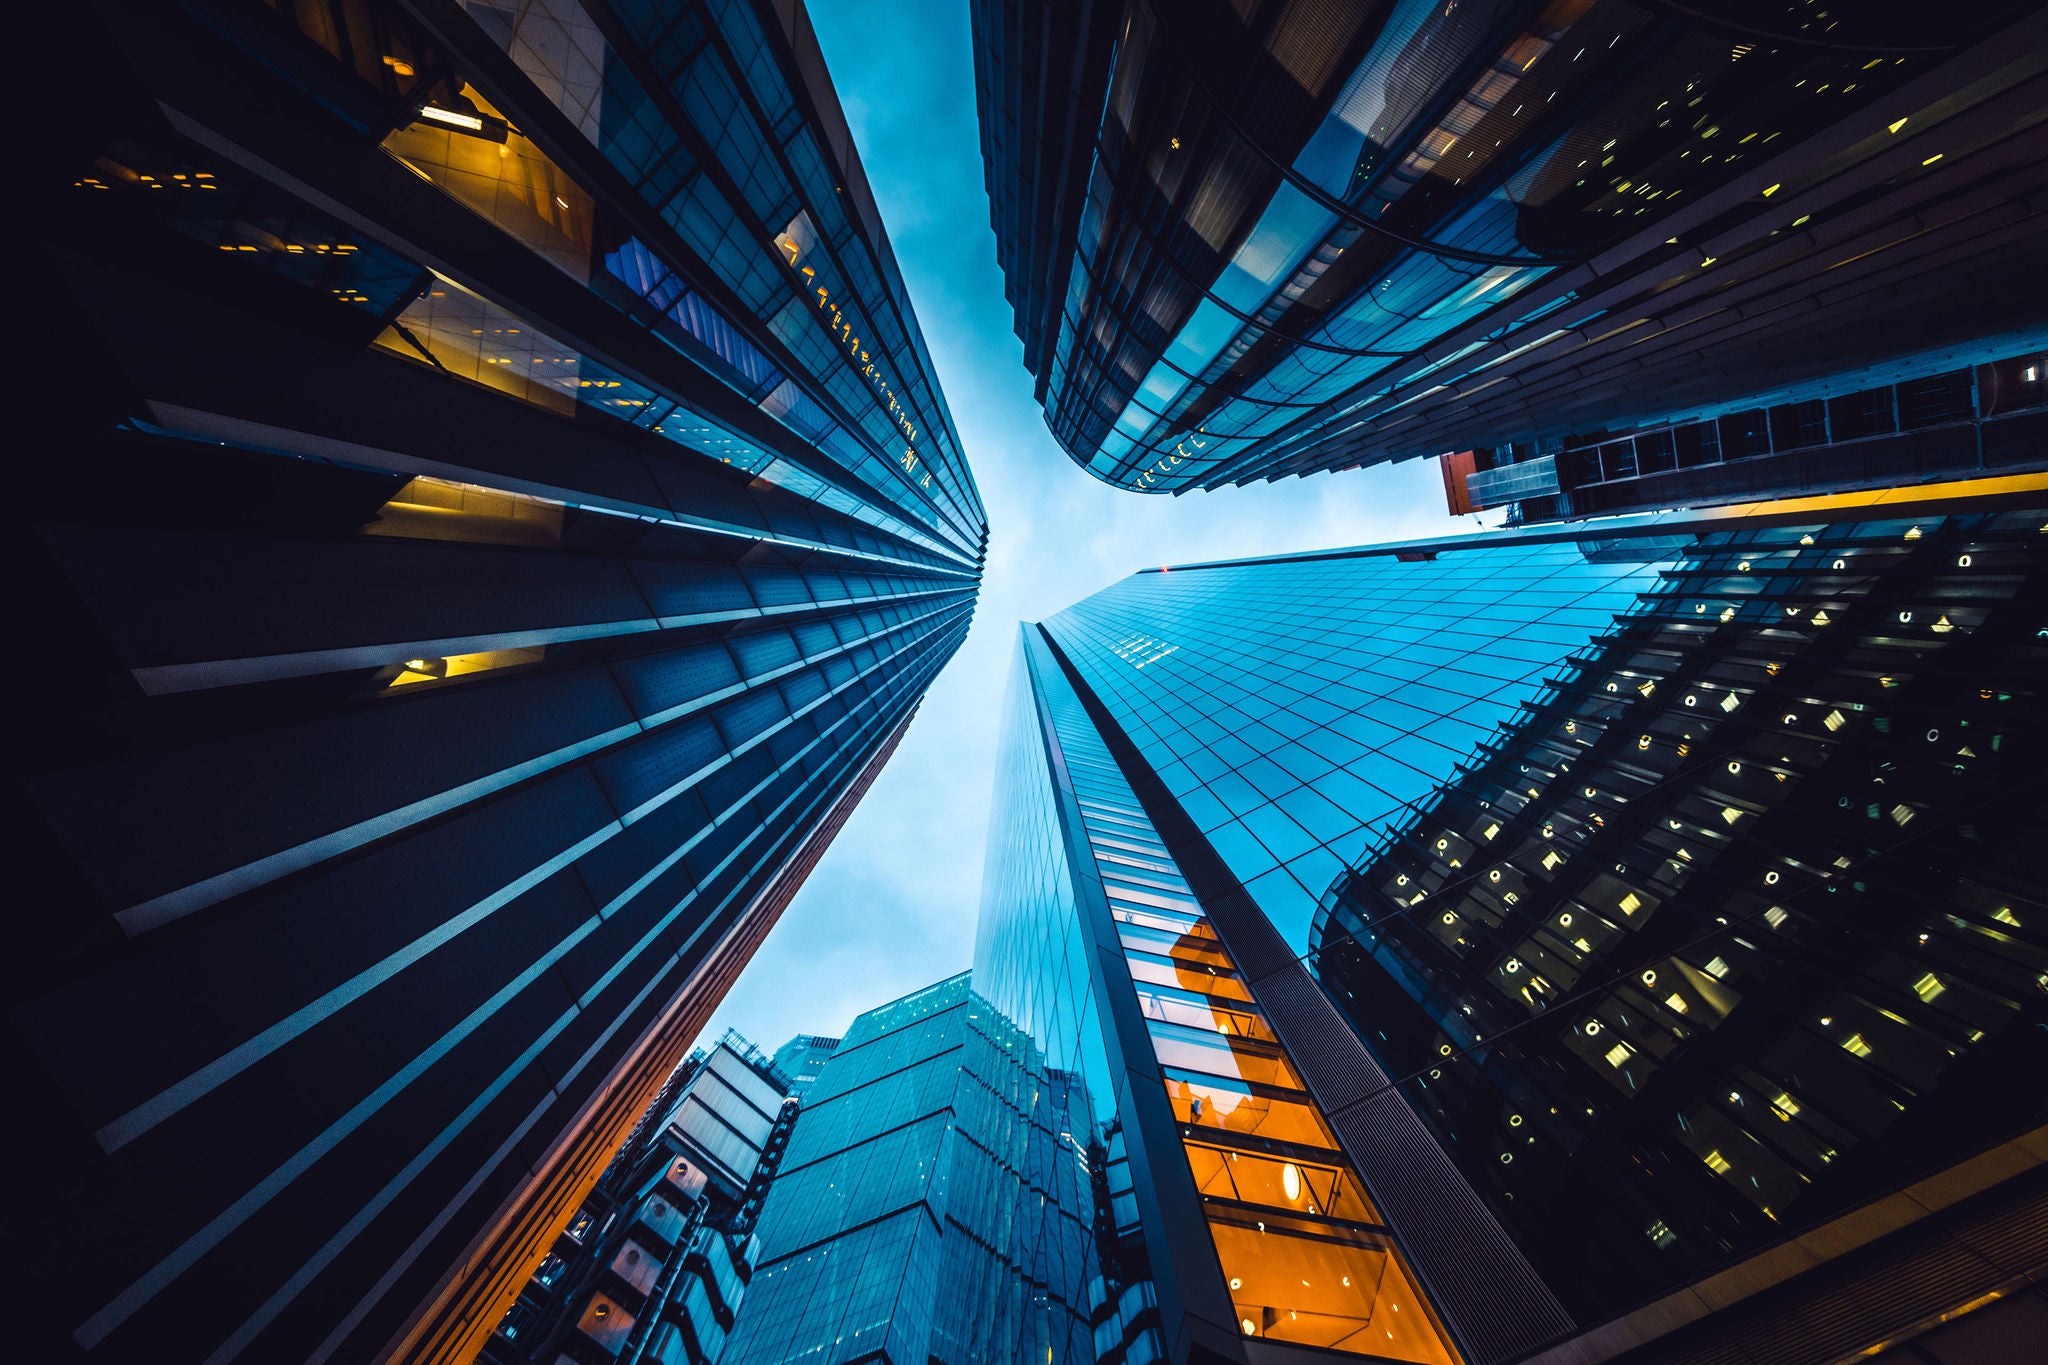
left=981, top=628, right=1462, bottom=1362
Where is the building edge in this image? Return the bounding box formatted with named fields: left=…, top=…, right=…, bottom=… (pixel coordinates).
left=375, top=706, right=916, bottom=1365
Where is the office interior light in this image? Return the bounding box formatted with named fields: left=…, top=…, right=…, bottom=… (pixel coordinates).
left=415, top=102, right=509, bottom=143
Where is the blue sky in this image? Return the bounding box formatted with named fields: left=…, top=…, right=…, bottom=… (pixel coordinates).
left=694, top=0, right=1481, bottom=1055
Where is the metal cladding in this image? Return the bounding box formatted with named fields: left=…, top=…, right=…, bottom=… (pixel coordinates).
left=972, top=0, right=2048, bottom=495
left=19, top=2, right=982, bottom=1363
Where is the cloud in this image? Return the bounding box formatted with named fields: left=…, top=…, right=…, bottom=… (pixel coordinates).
left=693, top=0, right=1473, bottom=1054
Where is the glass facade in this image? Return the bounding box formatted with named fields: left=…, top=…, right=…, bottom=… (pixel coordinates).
left=447, top=0, right=985, bottom=558
left=22, top=4, right=983, bottom=1365
left=1006, top=484, right=2048, bottom=1365
left=1043, top=542, right=1671, bottom=951
left=1311, top=509, right=2048, bottom=1325
left=721, top=975, right=1103, bottom=1365
left=768, top=1034, right=842, bottom=1101
left=1470, top=351, right=2048, bottom=526
left=980, top=632, right=1458, bottom=1360
left=972, top=0, right=2048, bottom=493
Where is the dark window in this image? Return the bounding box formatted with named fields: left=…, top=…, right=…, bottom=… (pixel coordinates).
left=1897, top=370, right=1975, bottom=428
left=1675, top=422, right=1721, bottom=468
left=1767, top=399, right=1829, bottom=451
left=1827, top=388, right=1896, bottom=441
left=1717, top=410, right=1772, bottom=459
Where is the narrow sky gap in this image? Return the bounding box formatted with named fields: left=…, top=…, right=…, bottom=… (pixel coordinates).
left=696, top=0, right=1477, bottom=1054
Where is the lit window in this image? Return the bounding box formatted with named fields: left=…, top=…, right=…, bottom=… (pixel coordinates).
left=1703, top=1150, right=1732, bottom=1174
left=1913, top=972, right=1946, bottom=1002
left=1604, top=1042, right=1633, bottom=1068
left=1664, top=993, right=1689, bottom=1014
left=1772, top=1092, right=1800, bottom=1120
left=1704, top=956, right=1730, bottom=978
left=388, top=646, right=546, bottom=689
left=365, top=475, right=567, bottom=547
left=1842, top=1032, right=1873, bottom=1058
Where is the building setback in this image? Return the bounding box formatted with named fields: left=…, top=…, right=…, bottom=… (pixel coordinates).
left=720, top=974, right=1108, bottom=1365
left=767, top=1033, right=842, bottom=1102
left=971, top=0, right=2048, bottom=497
left=1448, top=348, right=2046, bottom=526
left=20, top=2, right=982, bottom=1363
left=481, top=1033, right=797, bottom=1365
left=980, top=480, right=2045, bottom=1365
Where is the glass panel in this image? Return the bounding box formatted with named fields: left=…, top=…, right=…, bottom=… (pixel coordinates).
left=1182, top=1143, right=1378, bottom=1223
left=1209, top=1212, right=1456, bottom=1363
left=383, top=84, right=594, bottom=279
left=1133, top=983, right=1275, bottom=1042
left=1163, top=1072, right=1336, bottom=1148
left=362, top=476, right=565, bottom=547
left=1124, top=950, right=1255, bottom=1002
left=1146, top=1021, right=1302, bottom=1090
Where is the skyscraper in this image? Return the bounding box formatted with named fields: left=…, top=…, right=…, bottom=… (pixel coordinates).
left=1310, top=507, right=2048, bottom=1350
left=1446, top=350, right=2047, bottom=526
left=767, top=1033, right=842, bottom=1102
left=971, top=0, right=2048, bottom=496
left=979, top=480, right=2046, bottom=1365
left=483, top=1032, right=797, bottom=1365
left=21, top=2, right=982, bottom=1362
left=719, top=974, right=1112, bottom=1365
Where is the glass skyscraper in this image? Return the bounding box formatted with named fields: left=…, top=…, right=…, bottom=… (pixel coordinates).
left=1311, top=508, right=2048, bottom=1340
left=767, top=1033, right=842, bottom=1102
left=1042, top=537, right=1668, bottom=953
left=20, top=3, right=982, bottom=1364
left=978, top=481, right=2047, bottom=1365
left=720, top=974, right=1106, bottom=1365
left=971, top=0, right=2048, bottom=497
left=980, top=629, right=1476, bottom=1361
